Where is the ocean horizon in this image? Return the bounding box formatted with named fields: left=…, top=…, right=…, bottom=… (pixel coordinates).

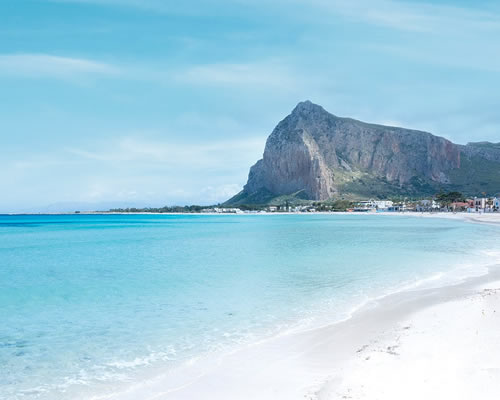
left=1, top=214, right=499, bottom=399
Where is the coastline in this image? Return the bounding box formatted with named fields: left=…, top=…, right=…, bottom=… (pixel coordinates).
left=321, top=273, right=500, bottom=399
left=4, top=211, right=500, bottom=227
left=100, top=212, right=500, bottom=400
left=400, top=211, right=500, bottom=226
left=104, top=263, right=500, bottom=400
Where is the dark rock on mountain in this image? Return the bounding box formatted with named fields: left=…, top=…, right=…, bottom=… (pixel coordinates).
left=227, top=101, right=500, bottom=204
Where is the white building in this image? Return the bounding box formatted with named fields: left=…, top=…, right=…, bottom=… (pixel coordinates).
left=474, top=197, right=487, bottom=211
left=415, top=199, right=439, bottom=212
left=213, top=207, right=243, bottom=214
left=374, top=200, right=393, bottom=210
left=470, top=197, right=499, bottom=213
left=357, top=199, right=393, bottom=210
left=493, top=197, right=500, bottom=211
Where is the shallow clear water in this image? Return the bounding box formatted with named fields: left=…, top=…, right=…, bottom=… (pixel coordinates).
left=1, top=214, right=499, bottom=399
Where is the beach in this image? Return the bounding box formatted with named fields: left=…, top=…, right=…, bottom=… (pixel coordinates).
left=414, top=211, right=500, bottom=226
left=106, top=212, right=500, bottom=400
left=325, top=276, right=500, bottom=400
left=106, top=265, right=500, bottom=400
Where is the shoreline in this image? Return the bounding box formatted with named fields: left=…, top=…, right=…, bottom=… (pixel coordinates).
left=103, top=263, right=500, bottom=400
left=401, top=211, right=500, bottom=226
left=99, top=212, right=500, bottom=400
left=321, top=274, right=500, bottom=399
left=3, top=211, right=500, bottom=223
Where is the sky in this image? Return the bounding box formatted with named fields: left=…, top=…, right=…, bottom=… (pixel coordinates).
left=1, top=0, right=500, bottom=212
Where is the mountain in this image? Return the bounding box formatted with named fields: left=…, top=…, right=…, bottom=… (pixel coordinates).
left=227, top=101, right=500, bottom=205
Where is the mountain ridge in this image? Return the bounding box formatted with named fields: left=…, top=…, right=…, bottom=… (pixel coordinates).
left=227, top=101, right=500, bottom=205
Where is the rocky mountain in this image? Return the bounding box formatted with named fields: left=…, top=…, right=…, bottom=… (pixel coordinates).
left=227, top=101, right=500, bottom=205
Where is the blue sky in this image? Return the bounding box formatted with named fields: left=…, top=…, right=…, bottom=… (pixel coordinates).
left=1, top=0, right=500, bottom=212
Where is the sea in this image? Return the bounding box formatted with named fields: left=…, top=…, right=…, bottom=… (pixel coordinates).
left=1, top=213, right=499, bottom=399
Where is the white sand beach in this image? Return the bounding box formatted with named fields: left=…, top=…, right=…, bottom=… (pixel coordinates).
left=320, top=276, right=500, bottom=400
left=387, top=211, right=500, bottom=226
left=107, top=215, right=500, bottom=400
left=110, top=271, right=500, bottom=400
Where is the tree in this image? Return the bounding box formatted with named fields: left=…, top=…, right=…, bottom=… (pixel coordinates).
left=436, top=191, right=464, bottom=204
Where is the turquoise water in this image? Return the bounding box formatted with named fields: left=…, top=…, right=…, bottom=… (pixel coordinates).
left=1, top=214, right=499, bottom=399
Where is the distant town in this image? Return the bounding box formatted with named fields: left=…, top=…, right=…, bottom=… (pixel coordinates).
left=107, top=192, right=500, bottom=215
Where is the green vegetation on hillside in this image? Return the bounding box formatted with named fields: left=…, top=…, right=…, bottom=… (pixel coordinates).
left=225, top=188, right=310, bottom=207
left=448, top=154, right=500, bottom=196
left=337, top=174, right=438, bottom=199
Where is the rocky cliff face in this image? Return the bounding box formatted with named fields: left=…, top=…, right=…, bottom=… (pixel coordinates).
left=460, top=142, right=500, bottom=163
left=228, top=101, right=500, bottom=204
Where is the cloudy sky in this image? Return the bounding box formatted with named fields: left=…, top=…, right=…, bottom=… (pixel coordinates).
left=1, top=0, right=500, bottom=212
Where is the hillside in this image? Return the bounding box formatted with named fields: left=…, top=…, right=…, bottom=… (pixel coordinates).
left=227, top=101, right=500, bottom=205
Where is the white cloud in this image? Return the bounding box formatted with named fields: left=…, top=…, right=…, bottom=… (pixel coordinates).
left=200, top=184, right=242, bottom=203
left=49, top=0, right=500, bottom=34
left=175, top=61, right=299, bottom=89
left=366, top=41, right=500, bottom=73
left=66, top=136, right=266, bottom=168
left=307, top=0, right=500, bottom=34
left=2, top=136, right=260, bottom=210
left=0, top=54, right=119, bottom=79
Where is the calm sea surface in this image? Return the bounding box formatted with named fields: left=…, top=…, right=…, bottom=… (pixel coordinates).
left=1, top=214, right=499, bottom=399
